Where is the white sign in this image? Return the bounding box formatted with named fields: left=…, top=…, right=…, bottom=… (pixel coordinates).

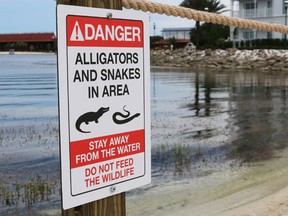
left=57, top=5, right=150, bottom=210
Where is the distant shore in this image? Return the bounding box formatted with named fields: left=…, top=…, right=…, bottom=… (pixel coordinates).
left=151, top=48, right=288, bottom=72
left=2, top=49, right=288, bottom=73
left=0, top=51, right=56, bottom=55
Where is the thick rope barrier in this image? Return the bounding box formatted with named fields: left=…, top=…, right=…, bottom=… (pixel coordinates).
left=122, top=0, right=288, bottom=34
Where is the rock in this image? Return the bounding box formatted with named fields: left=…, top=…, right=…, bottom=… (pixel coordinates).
left=205, top=49, right=212, bottom=56
left=164, top=50, right=171, bottom=55
left=150, top=48, right=288, bottom=71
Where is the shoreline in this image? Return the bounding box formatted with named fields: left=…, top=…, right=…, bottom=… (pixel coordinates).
left=151, top=48, right=288, bottom=72
left=2, top=48, right=288, bottom=73
left=127, top=148, right=288, bottom=216
left=0, top=51, right=56, bottom=55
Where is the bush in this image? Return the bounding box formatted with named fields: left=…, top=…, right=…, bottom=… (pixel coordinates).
left=233, top=39, right=287, bottom=50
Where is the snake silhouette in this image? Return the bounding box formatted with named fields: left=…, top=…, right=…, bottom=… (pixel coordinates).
left=112, top=106, right=140, bottom=124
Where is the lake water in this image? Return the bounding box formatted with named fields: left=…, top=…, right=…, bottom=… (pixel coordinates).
left=1, top=54, right=288, bottom=215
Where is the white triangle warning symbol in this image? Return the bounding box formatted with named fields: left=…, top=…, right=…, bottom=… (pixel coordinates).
left=70, top=21, right=84, bottom=41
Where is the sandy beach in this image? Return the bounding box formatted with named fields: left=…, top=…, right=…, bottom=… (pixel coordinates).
left=127, top=145, right=288, bottom=216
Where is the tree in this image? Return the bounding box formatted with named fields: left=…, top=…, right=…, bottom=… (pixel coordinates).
left=150, top=36, right=163, bottom=44
left=190, top=22, right=229, bottom=49
left=179, top=0, right=227, bottom=47
left=167, top=37, right=176, bottom=47
left=15, top=41, right=28, bottom=51
left=56, top=0, right=76, bottom=4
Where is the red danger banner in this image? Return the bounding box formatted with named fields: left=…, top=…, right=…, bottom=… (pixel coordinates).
left=70, top=130, right=145, bottom=169
left=67, top=16, right=144, bottom=47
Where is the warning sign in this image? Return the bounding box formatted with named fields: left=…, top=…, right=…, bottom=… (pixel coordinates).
left=57, top=5, right=150, bottom=209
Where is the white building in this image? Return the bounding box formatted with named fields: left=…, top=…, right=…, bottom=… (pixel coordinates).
left=231, top=0, right=288, bottom=42
left=162, top=27, right=191, bottom=40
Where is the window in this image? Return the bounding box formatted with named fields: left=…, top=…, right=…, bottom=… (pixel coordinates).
left=243, top=31, right=254, bottom=39
left=162, top=29, right=191, bottom=40
left=243, top=2, right=258, bottom=18
left=267, top=32, right=272, bottom=39
left=267, top=1, right=272, bottom=8
left=267, top=1, right=273, bottom=16
left=283, top=0, right=288, bottom=14
left=244, top=2, right=257, bottom=9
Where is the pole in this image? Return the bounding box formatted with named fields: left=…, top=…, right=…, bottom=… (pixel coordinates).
left=62, top=194, right=125, bottom=216
left=285, top=4, right=287, bottom=48
left=57, top=0, right=121, bottom=9
left=57, top=1, right=125, bottom=216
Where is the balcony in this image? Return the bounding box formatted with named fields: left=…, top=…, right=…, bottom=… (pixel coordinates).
left=235, top=8, right=273, bottom=18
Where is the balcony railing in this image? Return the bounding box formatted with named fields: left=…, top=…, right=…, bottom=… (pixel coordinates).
left=235, top=8, right=273, bottom=18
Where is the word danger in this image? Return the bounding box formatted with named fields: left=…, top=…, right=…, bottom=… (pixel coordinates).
left=84, top=24, right=141, bottom=42
left=84, top=158, right=134, bottom=188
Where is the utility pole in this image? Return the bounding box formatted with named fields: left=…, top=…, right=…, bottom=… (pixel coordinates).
left=56, top=1, right=125, bottom=216
left=285, top=0, right=288, bottom=48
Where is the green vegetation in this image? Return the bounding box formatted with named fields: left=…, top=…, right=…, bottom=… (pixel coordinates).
left=180, top=0, right=227, bottom=47
left=229, top=38, right=288, bottom=50
left=0, top=120, right=59, bottom=210
left=153, top=143, right=210, bottom=176
left=173, top=143, right=192, bottom=175
left=190, top=23, right=229, bottom=49
left=0, top=176, right=55, bottom=208
left=150, top=36, right=163, bottom=44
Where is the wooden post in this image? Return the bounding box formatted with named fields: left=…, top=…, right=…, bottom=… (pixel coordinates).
left=62, top=193, right=125, bottom=216
left=57, top=0, right=125, bottom=215
left=57, top=0, right=121, bottom=9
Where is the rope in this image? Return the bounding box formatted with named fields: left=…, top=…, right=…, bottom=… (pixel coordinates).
left=122, top=0, right=288, bottom=34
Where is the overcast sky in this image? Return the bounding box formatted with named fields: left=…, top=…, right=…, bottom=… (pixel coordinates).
left=0, top=0, right=231, bottom=36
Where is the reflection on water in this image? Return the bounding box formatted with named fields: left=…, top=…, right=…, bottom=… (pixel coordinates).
left=1, top=55, right=288, bottom=215
left=229, top=73, right=288, bottom=161
left=150, top=67, right=288, bottom=179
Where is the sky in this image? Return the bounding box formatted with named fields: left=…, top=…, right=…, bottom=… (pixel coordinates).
left=0, top=0, right=231, bottom=36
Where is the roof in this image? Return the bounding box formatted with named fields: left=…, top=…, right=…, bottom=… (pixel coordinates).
left=153, top=39, right=168, bottom=45
left=175, top=39, right=191, bottom=43
left=0, top=33, right=56, bottom=43
left=152, top=39, right=191, bottom=45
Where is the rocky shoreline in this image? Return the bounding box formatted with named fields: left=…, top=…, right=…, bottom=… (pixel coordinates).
left=151, top=48, right=288, bottom=72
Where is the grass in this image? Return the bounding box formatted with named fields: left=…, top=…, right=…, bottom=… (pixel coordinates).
left=173, top=143, right=192, bottom=175
left=0, top=118, right=59, bottom=211
left=153, top=142, right=210, bottom=176
left=0, top=175, right=55, bottom=208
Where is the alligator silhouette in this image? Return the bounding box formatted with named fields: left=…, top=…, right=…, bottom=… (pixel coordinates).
left=75, top=107, right=110, bottom=133
left=112, top=105, right=140, bottom=124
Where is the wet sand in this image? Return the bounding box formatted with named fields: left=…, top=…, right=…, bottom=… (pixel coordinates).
left=127, top=147, right=288, bottom=216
